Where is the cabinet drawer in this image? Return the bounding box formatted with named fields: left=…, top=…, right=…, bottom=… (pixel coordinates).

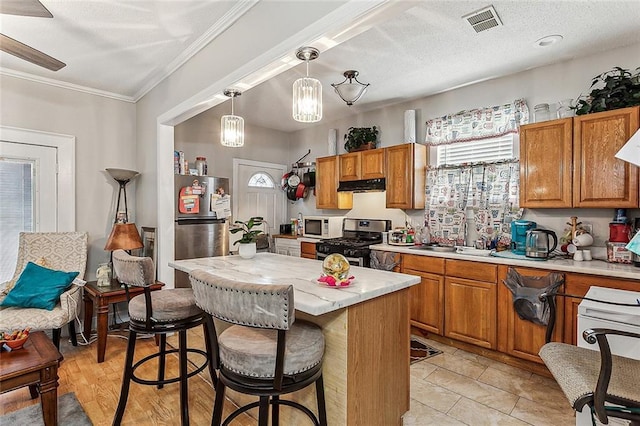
left=402, top=254, right=445, bottom=275
left=445, top=260, right=497, bottom=282
left=300, top=241, right=316, bottom=256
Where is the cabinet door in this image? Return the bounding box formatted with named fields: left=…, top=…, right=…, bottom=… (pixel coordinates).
left=444, top=277, right=497, bottom=349
left=520, top=118, right=573, bottom=208
left=404, top=269, right=444, bottom=335
left=385, top=144, right=426, bottom=209
left=300, top=241, right=316, bottom=259
left=316, top=156, right=353, bottom=209
left=361, top=149, right=385, bottom=179
left=339, top=152, right=361, bottom=181
left=573, top=106, right=639, bottom=207
left=496, top=265, right=564, bottom=364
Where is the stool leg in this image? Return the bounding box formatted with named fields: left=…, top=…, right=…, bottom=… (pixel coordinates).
left=179, top=330, right=189, bottom=425
left=203, top=316, right=218, bottom=387
left=113, top=330, right=138, bottom=426
left=315, top=374, right=327, bottom=426
left=157, top=333, right=166, bottom=389
left=271, top=395, right=279, bottom=426
left=258, top=396, right=269, bottom=426
left=212, top=380, right=226, bottom=426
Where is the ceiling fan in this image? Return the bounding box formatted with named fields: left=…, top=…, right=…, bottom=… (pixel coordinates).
left=0, top=0, right=65, bottom=71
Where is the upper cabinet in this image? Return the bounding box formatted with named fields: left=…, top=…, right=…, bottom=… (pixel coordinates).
left=573, top=107, right=639, bottom=207
left=316, top=156, right=353, bottom=210
left=519, top=106, right=639, bottom=208
left=339, top=148, right=385, bottom=181
left=385, top=143, right=427, bottom=209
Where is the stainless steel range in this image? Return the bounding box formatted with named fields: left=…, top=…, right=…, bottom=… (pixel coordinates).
left=316, top=218, right=392, bottom=267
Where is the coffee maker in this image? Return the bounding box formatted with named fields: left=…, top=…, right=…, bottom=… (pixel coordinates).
left=511, top=220, right=536, bottom=255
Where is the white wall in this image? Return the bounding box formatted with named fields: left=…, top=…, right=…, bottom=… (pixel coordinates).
left=0, top=74, right=137, bottom=278
left=288, top=42, right=640, bottom=250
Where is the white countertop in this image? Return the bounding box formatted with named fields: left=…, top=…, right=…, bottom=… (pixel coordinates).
left=370, top=244, right=640, bottom=281
left=170, top=252, right=420, bottom=316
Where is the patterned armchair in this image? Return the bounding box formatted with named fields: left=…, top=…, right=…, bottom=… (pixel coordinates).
left=0, top=232, right=88, bottom=349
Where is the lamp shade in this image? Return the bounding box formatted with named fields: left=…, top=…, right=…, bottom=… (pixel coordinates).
left=221, top=114, right=244, bottom=147
left=292, top=77, right=322, bottom=123
left=104, top=223, right=143, bottom=251
left=331, top=70, right=369, bottom=106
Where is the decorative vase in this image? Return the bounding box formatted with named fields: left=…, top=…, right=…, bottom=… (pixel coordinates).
left=238, top=242, right=257, bottom=259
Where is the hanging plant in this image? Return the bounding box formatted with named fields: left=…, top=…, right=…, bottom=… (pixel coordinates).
left=344, top=126, right=379, bottom=152
left=573, top=67, right=640, bottom=115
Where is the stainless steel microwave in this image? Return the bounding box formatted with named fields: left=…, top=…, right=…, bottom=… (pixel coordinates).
left=303, top=216, right=345, bottom=239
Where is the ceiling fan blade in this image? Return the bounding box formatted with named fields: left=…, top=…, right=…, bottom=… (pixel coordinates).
left=0, top=33, right=65, bottom=71
left=0, top=0, right=52, bottom=18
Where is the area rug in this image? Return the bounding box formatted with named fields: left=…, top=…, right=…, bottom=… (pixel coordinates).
left=0, top=392, right=92, bottom=425
left=410, top=336, right=443, bottom=364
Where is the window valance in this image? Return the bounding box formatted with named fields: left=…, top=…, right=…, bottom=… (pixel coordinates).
left=425, top=99, right=529, bottom=146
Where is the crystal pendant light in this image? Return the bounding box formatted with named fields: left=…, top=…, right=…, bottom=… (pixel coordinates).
left=292, top=46, right=322, bottom=123
left=221, top=89, right=244, bottom=147
left=331, top=70, right=370, bottom=106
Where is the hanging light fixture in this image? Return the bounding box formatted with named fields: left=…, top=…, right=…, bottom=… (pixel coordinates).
left=331, top=70, right=370, bottom=106
left=292, top=46, right=322, bottom=123
left=221, top=89, right=244, bottom=147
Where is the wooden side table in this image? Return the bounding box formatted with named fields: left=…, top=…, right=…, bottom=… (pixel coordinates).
left=0, top=331, right=63, bottom=426
left=83, top=279, right=164, bottom=363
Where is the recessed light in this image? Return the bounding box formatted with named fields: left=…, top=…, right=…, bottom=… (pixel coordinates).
left=535, top=35, right=563, bottom=47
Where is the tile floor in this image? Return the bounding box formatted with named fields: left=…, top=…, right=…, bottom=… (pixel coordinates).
left=403, top=337, right=576, bottom=426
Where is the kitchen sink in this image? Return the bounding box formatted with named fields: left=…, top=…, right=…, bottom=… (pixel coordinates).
left=409, top=244, right=456, bottom=252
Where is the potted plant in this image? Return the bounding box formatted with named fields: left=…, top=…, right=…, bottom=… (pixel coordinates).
left=344, top=126, right=379, bottom=152
left=573, top=67, right=640, bottom=115
left=230, top=216, right=264, bottom=259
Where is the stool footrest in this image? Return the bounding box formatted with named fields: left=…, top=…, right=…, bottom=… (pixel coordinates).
left=131, top=348, right=209, bottom=387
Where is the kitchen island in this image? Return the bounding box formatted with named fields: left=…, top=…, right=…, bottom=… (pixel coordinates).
left=170, top=253, right=420, bottom=426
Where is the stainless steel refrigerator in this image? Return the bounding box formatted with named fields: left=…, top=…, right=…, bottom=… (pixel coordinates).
left=174, top=175, right=230, bottom=288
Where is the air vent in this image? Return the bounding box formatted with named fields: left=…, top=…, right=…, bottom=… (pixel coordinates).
left=463, top=5, right=502, bottom=33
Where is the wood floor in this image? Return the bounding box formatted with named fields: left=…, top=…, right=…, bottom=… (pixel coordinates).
left=0, top=330, right=254, bottom=426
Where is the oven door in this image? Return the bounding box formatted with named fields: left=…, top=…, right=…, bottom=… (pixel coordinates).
left=316, top=251, right=365, bottom=267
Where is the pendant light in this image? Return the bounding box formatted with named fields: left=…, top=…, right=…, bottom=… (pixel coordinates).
left=331, top=70, right=370, bottom=106
left=221, top=89, right=244, bottom=147
left=292, top=46, right=322, bottom=123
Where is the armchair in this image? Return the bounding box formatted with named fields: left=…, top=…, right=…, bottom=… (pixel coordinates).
left=538, top=291, right=640, bottom=425
left=0, top=232, right=88, bottom=349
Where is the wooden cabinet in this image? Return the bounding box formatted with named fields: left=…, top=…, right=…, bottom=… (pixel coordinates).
left=385, top=143, right=426, bottom=209
left=496, top=265, right=564, bottom=364
left=573, top=106, right=639, bottom=207
left=338, top=149, right=385, bottom=181
left=520, top=118, right=573, bottom=208
left=444, top=260, right=497, bottom=349
left=315, top=156, right=353, bottom=210
left=401, top=255, right=445, bottom=335
left=300, top=241, right=316, bottom=259
left=519, top=106, right=639, bottom=208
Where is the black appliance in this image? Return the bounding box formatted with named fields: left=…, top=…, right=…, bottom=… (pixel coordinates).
left=316, top=218, right=391, bottom=267
left=337, top=178, right=385, bottom=192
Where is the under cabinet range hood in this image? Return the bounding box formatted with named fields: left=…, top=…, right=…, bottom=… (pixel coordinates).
left=337, top=178, right=385, bottom=192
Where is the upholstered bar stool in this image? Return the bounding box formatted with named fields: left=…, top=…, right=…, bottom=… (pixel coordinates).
left=189, top=270, right=327, bottom=426
left=111, top=250, right=217, bottom=426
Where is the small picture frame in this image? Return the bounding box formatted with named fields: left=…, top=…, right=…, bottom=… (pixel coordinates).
left=141, top=227, right=157, bottom=274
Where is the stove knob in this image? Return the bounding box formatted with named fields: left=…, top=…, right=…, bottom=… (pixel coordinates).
left=346, top=249, right=354, bottom=257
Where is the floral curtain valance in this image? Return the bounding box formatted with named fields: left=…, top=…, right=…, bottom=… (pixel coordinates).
left=425, top=99, right=529, bottom=146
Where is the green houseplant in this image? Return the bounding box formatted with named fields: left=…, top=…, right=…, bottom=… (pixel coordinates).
left=573, top=67, right=640, bottom=115
left=344, top=126, right=379, bottom=152
left=230, top=216, right=264, bottom=258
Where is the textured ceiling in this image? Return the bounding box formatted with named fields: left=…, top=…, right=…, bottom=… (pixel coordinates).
left=1, top=1, right=639, bottom=132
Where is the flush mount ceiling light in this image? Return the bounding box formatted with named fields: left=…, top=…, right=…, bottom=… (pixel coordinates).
left=535, top=34, right=563, bottom=47
left=292, top=46, right=322, bottom=123
left=331, top=70, right=370, bottom=106
left=221, top=89, right=244, bottom=147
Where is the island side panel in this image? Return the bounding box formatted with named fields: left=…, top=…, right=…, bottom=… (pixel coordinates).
left=347, top=287, right=410, bottom=426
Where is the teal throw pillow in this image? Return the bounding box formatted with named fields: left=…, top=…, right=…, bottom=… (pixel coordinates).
left=1, top=262, right=79, bottom=311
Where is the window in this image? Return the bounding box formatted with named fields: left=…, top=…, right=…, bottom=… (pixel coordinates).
left=436, top=134, right=516, bottom=166
left=248, top=172, right=275, bottom=188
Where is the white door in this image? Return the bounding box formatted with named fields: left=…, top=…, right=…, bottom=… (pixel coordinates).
left=233, top=159, right=287, bottom=245
left=0, top=141, right=57, bottom=281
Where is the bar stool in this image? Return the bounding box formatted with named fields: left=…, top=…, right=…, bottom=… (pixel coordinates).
left=111, top=250, right=217, bottom=426
left=189, top=270, right=327, bottom=426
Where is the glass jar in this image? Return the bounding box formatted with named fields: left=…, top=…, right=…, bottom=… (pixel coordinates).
left=533, top=103, right=550, bottom=122
left=556, top=99, right=575, bottom=118
left=195, top=157, right=207, bottom=176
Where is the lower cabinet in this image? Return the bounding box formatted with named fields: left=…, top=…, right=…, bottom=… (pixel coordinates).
left=300, top=241, right=317, bottom=259
left=273, top=237, right=300, bottom=257
left=401, top=255, right=445, bottom=335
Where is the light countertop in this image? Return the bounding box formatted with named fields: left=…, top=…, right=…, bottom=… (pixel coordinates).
left=170, top=253, right=420, bottom=316
left=370, top=244, right=640, bottom=281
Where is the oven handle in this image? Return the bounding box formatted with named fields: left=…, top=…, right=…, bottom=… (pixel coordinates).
left=316, top=252, right=365, bottom=267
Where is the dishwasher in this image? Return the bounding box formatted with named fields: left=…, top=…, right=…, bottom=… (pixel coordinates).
left=575, top=286, right=640, bottom=426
